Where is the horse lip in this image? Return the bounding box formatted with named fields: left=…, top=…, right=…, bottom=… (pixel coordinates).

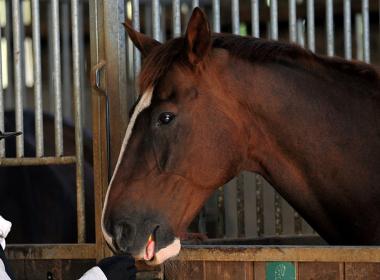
left=144, top=225, right=160, bottom=261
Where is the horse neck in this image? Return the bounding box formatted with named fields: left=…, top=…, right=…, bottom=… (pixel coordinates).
left=220, top=56, right=380, bottom=244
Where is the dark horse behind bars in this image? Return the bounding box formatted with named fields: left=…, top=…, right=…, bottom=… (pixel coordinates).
left=102, top=8, right=380, bottom=264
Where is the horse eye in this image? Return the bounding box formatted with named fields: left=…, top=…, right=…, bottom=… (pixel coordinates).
left=158, top=112, right=175, bottom=125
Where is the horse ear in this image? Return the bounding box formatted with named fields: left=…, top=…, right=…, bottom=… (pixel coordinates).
left=185, top=8, right=211, bottom=65
left=123, top=21, right=161, bottom=57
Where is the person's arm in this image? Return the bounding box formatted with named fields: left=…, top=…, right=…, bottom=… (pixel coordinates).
left=0, top=216, right=13, bottom=279
left=79, top=266, right=108, bottom=280
left=79, top=255, right=136, bottom=280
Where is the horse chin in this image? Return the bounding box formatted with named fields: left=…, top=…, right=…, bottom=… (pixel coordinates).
left=145, top=238, right=181, bottom=266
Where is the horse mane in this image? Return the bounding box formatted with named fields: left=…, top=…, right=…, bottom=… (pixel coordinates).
left=212, top=34, right=379, bottom=83
left=139, top=33, right=380, bottom=93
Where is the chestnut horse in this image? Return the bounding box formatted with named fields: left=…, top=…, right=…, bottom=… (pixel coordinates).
left=102, top=8, right=380, bottom=264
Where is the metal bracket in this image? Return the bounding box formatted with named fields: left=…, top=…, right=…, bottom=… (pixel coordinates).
left=0, top=131, right=22, bottom=140
left=91, top=60, right=107, bottom=95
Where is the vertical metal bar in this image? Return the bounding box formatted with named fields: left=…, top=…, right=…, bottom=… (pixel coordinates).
left=224, top=179, right=238, bottom=238
left=72, top=0, right=86, bottom=243
left=61, top=2, right=72, bottom=122
left=297, top=19, right=306, bottom=47
left=192, top=0, right=199, bottom=9
left=0, top=27, right=4, bottom=157
left=12, top=0, right=24, bottom=157
left=47, top=3, right=54, bottom=115
left=51, top=0, right=63, bottom=156
left=144, top=4, right=152, bottom=37
left=243, top=172, right=258, bottom=238
left=152, top=0, right=160, bottom=41
left=289, top=0, right=297, bottom=43
left=5, top=1, right=14, bottom=110
left=356, top=13, right=364, bottom=60
left=251, top=0, right=259, bottom=37
left=78, top=2, right=88, bottom=129
left=232, top=0, right=239, bottom=35
left=362, top=0, right=370, bottom=63
left=31, top=0, right=44, bottom=157
left=213, top=0, right=221, bottom=33
left=270, top=0, right=278, bottom=40
left=172, top=0, right=181, bottom=37
left=160, top=4, right=166, bottom=42
left=132, top=0, right=141, bottom=80
left=307, top=0, right=315, bottom=52
left=344, top=0, right=352, bottom=60
left=326, top=0, right=334, bottom=56
left=256, top=174, right=264, bottom=236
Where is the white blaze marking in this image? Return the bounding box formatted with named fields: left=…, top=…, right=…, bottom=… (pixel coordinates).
left=101, top=87, right=154, bottom=249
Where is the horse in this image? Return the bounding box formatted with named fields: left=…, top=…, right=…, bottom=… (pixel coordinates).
left=0, top=110, right=94, bottom=243
left=101, top=8, right=380, bottom=265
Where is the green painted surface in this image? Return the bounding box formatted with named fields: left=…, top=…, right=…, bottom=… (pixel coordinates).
left=266, top=262, right=296, bottom=280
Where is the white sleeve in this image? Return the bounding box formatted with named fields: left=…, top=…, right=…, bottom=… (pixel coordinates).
left=0, top=259, right=12, bottom=280
left=78, top=266, right=108, bottom=280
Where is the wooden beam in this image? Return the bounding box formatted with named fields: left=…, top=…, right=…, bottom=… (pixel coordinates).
left=175, top=246, right=380, bottom=263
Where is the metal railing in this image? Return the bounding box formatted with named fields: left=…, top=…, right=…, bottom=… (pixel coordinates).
left=1, top=0, right=90, bottom=260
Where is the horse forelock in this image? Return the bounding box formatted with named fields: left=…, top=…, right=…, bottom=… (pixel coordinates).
left=139, top=38, right=187, bottom=94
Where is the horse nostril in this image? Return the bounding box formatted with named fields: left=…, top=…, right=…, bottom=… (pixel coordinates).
left=113, top=221, right=136, bottom=252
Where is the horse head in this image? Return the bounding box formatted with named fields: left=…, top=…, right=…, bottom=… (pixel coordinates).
left=102, top=8, right=251, bottom=264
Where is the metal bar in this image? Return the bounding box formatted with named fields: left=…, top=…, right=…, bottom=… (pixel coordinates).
left=31, top=0, right=44, bottom=157
left=160, top=5, right=166, bottom=42
left=213, top=0, right=221, bottom=33
left=0, top=27, right=4, bottom=157
left=270, top=0, right=278, bottom=40
left=297, top=19, right=306, bottom=47
left=71, top=0, right=86, bottom=244
left=5, top=1, right=14, bottom=110
left=326, top=0, right=334, bottom=56
left=344, top=0, right=352, bottom=60
left=289, top=0, right=297, bottom=43
left=355, top=13, right=364, bottom=60
left=0, top=156, right=76, bottom=166
left=232, top=0, right=239, bottom=35
left=306, top=0, right=315, bottom=52
left=61, top=2, right=73, bottom=122
left=78, top=2, right=88, bottom=129
left=172, top=0, right=181, bottom=37
left=132, top=0, right=141, bottom=78
left=12, top=0, right=24, bottom=157
left=6, top=244, right=96, bottom=260
left=152, top=0, right=160, bottom=41
left=251, top=0, right=259, bottom=37
left=52, top=0, right=64, bottom=156
left=47, top=2, right=54, bottom=115
left=362, top=0, right=370, bottom=63
left=192, top=0, right=199, bottom=9
left=256, top=175, right=264, bottom=236
left=243, top=172, right=258, bottom=237
left=224, top=180, right=238, bottom=238
left=274, top=192, right=282, bottom=235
